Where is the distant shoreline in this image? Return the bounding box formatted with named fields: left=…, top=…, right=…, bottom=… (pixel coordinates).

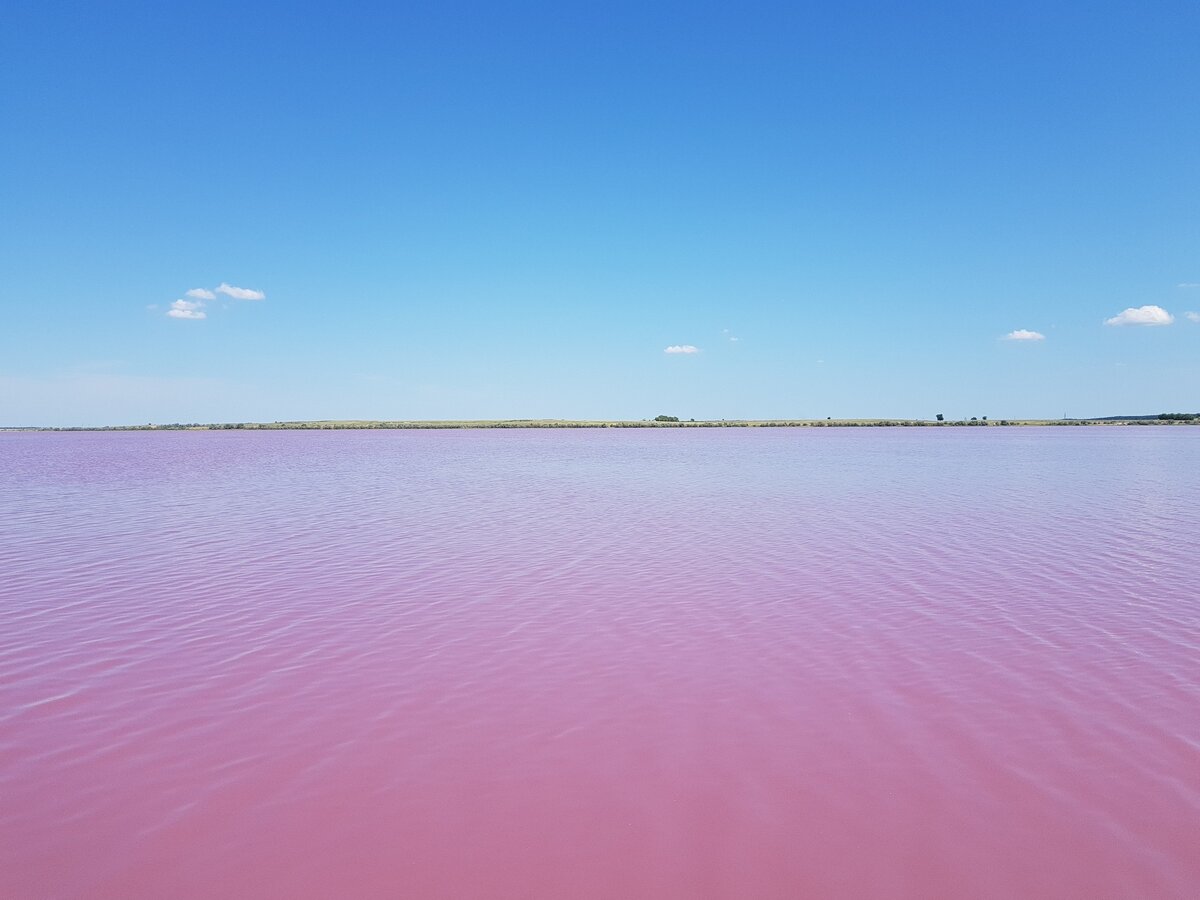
left=4, top=416, right=1198, bottom=432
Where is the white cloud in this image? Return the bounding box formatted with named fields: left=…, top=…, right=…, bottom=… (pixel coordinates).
left=216, top=282, right=265, bottom=300
left=1177, top=283, right=1200, bottom=289
left=171, top=298, right=203, bottom=311
left=722, top=328, right=740, bottom=342
left=1104, top=305, right=1174, bottom=326
left=186, top=288, right=216, bottom=300
left=167, top=308, right=207, bottom=320
left=1003, top=329, right=1045, bottom=341
left=1186, top=312, right=1200, bottom=323
left=664, top=345, right=700, bottom=354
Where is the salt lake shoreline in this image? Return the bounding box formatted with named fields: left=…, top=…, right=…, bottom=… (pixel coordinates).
left=5, top=417, right=1199, bottom=432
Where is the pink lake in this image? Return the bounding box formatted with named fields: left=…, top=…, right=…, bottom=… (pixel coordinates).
left=2, top=427, right=1198, bottom=898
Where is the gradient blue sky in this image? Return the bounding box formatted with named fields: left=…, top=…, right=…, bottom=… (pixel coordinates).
left=2, top=0, right=1197, bottom=425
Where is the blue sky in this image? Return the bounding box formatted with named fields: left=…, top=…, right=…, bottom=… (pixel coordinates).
left=2, top=0, right=1197, bottom=425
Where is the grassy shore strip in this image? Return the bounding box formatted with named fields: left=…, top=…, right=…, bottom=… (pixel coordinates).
left=6, top=417, right=1199, bottom=432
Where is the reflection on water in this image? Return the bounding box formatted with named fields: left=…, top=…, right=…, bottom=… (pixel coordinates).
left=2, top=428, right=1198, bottom=898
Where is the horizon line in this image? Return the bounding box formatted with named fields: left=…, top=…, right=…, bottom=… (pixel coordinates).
left=4, top=413, right=1198, bottom=431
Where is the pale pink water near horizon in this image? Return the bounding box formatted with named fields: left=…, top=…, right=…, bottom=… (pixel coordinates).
left=2, top=428, right=1198, bottom=898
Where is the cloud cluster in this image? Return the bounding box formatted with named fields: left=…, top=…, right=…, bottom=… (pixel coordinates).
left=664, top=345, right=700, bottom=354
left=163, top=283, right=265, bottom=321
left=1104, top=305, right=1174, bottom=326
left=1003, top=329, right=1045, bottom=341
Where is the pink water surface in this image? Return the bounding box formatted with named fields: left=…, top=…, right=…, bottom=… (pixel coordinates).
left=2, top=427, right=1198, bottom=898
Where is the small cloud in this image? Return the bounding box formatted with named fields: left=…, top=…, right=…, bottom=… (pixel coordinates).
left=1186, top=312, right=1200, bottom=323
left=664, top=345, right=700, bottom=354
left=1177, top=283, right=1200, bottom=289
left=1104, top=305, right=1174, bottom=326
left=186, top=288, right=216, bottom=300
left=216, top=282, right=265, bottom=300
left=1003, top=329, right=1046, bottom=341
left=722, top=328, right=740, bottom=342
left=167, top=298, right=206, bottom=320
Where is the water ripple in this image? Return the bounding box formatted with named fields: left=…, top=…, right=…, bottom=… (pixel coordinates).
left=1, top=428, right=1198, bottom=899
